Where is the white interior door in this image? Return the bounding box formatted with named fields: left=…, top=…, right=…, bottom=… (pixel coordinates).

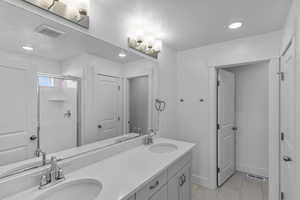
left=0, top=65, right=36, bottom=166
left=217, top=69, right=236, bottom=186
left=280, top=40, right=296, bottom=200
left=94, top=75, right=121, bottom=141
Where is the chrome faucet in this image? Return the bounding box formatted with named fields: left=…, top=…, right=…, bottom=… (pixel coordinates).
left=36, top=149, right=47, bottom=166
left=39, top=156, right=65, bottom=189
left=144, top=129, right=156, bottom=145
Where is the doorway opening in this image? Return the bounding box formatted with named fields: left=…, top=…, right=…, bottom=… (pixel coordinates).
left=216, top=61, right=272, bottom=197
left=126, top=75, right=150, bottom=135
left=37, top=74, right=81, bottom=154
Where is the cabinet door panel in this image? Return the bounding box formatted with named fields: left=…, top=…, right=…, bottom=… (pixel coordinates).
left=181, top=164, right=191, bottom=200
left=150, top=185, right=167, bottom=200
left=168, top=163, right=191, bottom=200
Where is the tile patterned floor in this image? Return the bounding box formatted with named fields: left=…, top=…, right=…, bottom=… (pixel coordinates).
left=192, top=172, right=268, bottom=200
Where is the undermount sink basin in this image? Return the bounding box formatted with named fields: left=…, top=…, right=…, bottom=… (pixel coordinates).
left=149, top=143, right=178, bottom=153
left=35, top=178, right=102, bottom=200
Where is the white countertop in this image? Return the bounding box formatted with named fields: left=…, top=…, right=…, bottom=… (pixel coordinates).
left=4, top=138, right=195, bottom=200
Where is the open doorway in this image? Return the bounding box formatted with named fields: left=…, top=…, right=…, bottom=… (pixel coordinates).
left=216, top=61, right=271, bottom=196
left=126, top=75, right=150, bottom=135
left=37, top=74, right=81, bottom=154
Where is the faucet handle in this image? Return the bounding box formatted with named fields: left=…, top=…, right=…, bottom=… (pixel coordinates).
left=50, top=156, right=58, bottom=170
left=39, top=175, right=48, bottom=188
left=57, top=168, right=65, bottom=180
left=50, top=156, right=57, bottom=163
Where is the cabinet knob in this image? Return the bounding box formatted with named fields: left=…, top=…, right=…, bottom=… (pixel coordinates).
left=98, top=125, right=102, bottom=129
left=149, top=180, right=159, bottom=190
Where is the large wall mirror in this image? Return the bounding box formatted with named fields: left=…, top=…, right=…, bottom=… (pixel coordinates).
left=0, top=2, right=158, bottom=177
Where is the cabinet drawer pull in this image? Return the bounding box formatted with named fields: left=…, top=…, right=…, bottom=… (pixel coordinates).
left=179, top=174, right=186, bottom=186
left=149, top=180, right=159, bottom=190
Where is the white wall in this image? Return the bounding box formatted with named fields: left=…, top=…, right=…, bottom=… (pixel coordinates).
left=281, top=1, right=300, bottom=200
left=156, top=46, right=179, bottom=138
left=228, top=61, right=269, bottom=177
left=0, top=49, right=61, bottom=74
left=177, top=31, right=281, bottom=187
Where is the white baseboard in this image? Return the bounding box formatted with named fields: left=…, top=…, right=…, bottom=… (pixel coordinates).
left=237, top=165, right=268, bottom=177
left=192, top=174, right=210, bottom=188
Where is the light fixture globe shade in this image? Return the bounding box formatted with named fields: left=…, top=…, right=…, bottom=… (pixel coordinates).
left=22, top=46, right=34, bottom=51
left=153, top=40, right=162, bottom=51
left=118, top=52, right=126, bottom=58
left=228, top=22, right=243, bottom=29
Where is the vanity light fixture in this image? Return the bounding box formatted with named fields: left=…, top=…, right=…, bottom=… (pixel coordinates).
left=118, top=52, right=127, bottom=58
left=228, top=21, right=243, bottom=29
left=128, top=34, right=162, bottom=59
left=22, top=46, right=34, bottom=51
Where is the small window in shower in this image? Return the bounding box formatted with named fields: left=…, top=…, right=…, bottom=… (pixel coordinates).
left=38, top=76, right=54, bottom=87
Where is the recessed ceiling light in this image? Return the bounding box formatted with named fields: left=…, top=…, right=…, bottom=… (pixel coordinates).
left=228, top=22, right=243, bottom=30
left=22, top=46, right=34, bottom=51
left=118, top=52, right=126, bottom=58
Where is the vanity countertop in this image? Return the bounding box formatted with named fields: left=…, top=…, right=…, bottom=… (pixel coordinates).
left=4, top=137, right=195, bottom=200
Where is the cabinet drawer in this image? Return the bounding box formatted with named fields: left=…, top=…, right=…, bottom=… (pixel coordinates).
left=126, top=195, right=136, bottom=200
left=150, top=185, right=167, bottom=200
left=136, top=170, right=167, bottom=200
left=168, top=151, right=192, bottom=179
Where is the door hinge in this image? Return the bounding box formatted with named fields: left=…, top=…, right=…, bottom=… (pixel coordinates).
left=118, top=85, right=121, bottom=90
left=217, top=167, right=220, bottom=173
left=217, top=123, right=220, bottom=130
left=277, top=72, right=284, bottom=81
left=281, top=192, right=284, bottom=200
left=217, top=80, right=220, bottom=87
left=281, top=132, right=285, bottom=141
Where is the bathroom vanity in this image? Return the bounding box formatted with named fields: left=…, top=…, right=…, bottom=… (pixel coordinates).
left=2, top=138, right=194, bottom=200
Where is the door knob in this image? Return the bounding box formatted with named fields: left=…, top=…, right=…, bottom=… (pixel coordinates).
left=232, top=127, right=238, bottom=131
left=98, top=125, right=102, bottom=129
left=283, top=156, right=292, bottom=162
left=30, top=135, right=38, bottom=141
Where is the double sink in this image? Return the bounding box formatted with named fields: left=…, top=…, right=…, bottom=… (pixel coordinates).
left=33, top=143, right=178, bottom=200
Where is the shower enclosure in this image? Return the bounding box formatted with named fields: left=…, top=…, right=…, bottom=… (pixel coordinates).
left=37, top=74, right=81, bottom=154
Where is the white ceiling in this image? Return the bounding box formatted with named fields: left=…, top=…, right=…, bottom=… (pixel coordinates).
left=97, top=0, right=292, bottom=50
left=0, top=2, right=143, bottom=63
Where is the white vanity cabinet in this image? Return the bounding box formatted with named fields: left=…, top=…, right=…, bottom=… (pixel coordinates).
left=134, top=151, right=192, bottom=200
left=168, top=163, right=191, bottom=200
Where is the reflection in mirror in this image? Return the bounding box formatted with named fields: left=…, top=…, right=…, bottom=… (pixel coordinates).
left=0, top=1, right=157, bottom=176
left=128, top=76, right=149, bottom=135
left=38, top=74, right=80, bottom=154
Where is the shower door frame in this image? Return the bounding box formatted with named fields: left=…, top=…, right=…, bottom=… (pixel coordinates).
left=36, top=73, right=81, bottom=154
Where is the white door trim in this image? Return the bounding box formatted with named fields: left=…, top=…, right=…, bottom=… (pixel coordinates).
left=208, top=58, right=280, bottom=200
